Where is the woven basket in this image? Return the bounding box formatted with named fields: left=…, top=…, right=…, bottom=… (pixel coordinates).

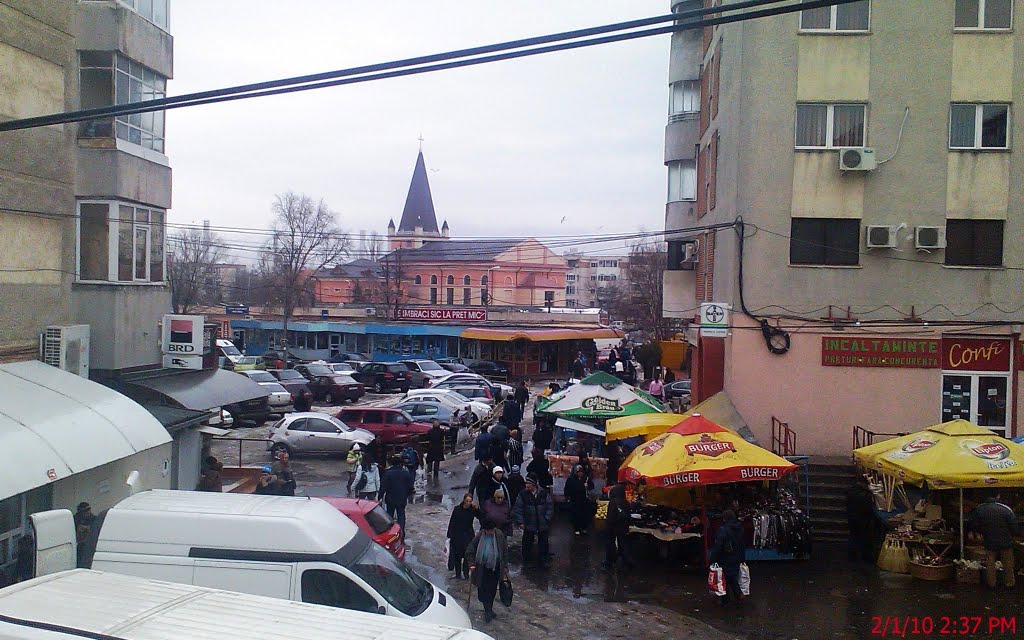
left=955, top=565, right=981, bottom=584
left=910, top=561, right=953, bottom=581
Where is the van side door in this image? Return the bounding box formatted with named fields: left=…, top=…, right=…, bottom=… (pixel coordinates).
left=296, top=563, right=385, bottom=616
left=193, top=560, right=293, bottom=599
left=29, top=510, right=77, bottom=576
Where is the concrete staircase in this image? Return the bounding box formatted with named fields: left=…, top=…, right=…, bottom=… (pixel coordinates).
left=805, top=457, right=858, bottom=542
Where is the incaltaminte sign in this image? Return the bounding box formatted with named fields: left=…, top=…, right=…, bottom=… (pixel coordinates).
left=397, top=307, right=487, bottom=322
left=821, top=337, right=940, bottom=368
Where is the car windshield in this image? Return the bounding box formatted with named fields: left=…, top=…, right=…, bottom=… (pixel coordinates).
left=265, top=382, right=288, bottom=393
left=365, top=504, right=395, bottom=535
left=332, top=375, right=357, bottom=384
left=418, top=361, right=443, bottom=371
left=331, top=363, right=354, bottom=372
left=305, top=365, right=333, bottom=376
left=276, top=370, right=305, bottom=381
left=348, top=540, right=432, bottom=616
left=386, top=364, right=409, bottom=373
left=237, top=356, right=256, bottom=364
left=400, top=410, right=415, bottom=422
left=220, top=343, right=242, bottom=357
left=247, top=371, right=276, bottom=382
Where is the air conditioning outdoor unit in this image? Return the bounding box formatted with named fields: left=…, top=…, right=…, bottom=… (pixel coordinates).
left=41, top=324, right=90, bottom=378
left=678, top=240, right=699, bottom=271
left=866, top=225, right=899, bottom=249
left=839, top=147, right=877, bottom=171
left=915, top=226, right=947, bottom=250
left=365, top=308, right=376, bottom=316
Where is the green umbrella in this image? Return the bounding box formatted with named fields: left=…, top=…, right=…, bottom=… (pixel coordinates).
left=537, top=372, right=666, bottom=419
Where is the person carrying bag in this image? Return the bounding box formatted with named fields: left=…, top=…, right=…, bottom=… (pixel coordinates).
left=466, top=518, right=510, bottom=624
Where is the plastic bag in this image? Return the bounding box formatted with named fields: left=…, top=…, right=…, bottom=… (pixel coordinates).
left=739, top=562, right=751, bottom=596
left=877, top=537, right=911, bottom=574
left=707, top=563, right=726, bottom=596
left=499, top=578, right=514, bottom=607
left=442, top=538, right=450, bottom=561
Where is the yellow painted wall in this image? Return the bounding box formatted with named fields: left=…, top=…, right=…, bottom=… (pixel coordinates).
left=796, top=36, right=871, bottom=101
left=0, top=213, right=63, bottom=285
left=791, top=153, right=865, bottom=218
left=0, top=41, right=64, bottom=119
left=951, top=35, right=1014, bottom=102
left=946, top=153, right=1011, bottom=218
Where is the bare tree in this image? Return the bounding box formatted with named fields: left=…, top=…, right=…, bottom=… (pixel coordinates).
left=262, top=192, right=350, bottom=337
left=360, top=231, right=385, bottom=262
left=378, top=249, right=406, bottom=320
left=606, top=241, right=668, bottom=339
left=169, top=228, right=223, bottom=314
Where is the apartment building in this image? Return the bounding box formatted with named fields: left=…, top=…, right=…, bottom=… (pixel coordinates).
left=663, top=0, right=1024, bottom=455
left=564, top=252, right=630, bottom=308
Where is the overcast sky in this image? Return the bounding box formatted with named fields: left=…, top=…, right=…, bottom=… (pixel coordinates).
left=169, top=1, right=670, bottom=260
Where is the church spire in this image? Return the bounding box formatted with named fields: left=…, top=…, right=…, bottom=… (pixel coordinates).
left=397, top=150, right=439, bottom=234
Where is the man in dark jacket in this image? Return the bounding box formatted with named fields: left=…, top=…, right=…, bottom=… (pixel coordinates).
left=512, top=473, right=554, bottom=568
left=426, top=419, right=447, bottom=477
left=972, top=494, right=1019, bottom=588
left=505, top=464, right=526, bottom=507
left=513, top=381, right=529, bottom=410
left=468, top=456, right=494, bottom=503
left=500, top=399, right=522, bottom=430
left=846, top=475, right=877, bottom=563
left=709, top=510, right=745, bottom=604
left=379, top=456, right=415, bottom=534
left=603, top=482, right=632, bottom=569
left=532, top=419, right=554, bottom=453
left=474, top=425, right=494, bottom=461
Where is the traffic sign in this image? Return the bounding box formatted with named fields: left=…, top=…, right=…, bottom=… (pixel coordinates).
left=699, top=302, right=730, bottom=338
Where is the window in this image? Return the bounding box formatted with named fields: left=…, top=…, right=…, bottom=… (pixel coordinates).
left=301, top=569, right=378, bottom=614
left=446, top=288, right=454, bottom=305
left=590, top=275, right=597, bottom=281
left=446, top=275, right=454, bottom=286
left=795, top=103, right=866, bottom=149
left=429, top=275, right=437, bottom=285
left=566, top=274, right=576, bottom=282
left=480, top=275, right=488, bottom=286
left=667, top=160, right=697, bottom=201
left=949, top=104, right=1010, bottom=150
left=463, top=288, right=471, bottom=305
left=945, top=219, right=1004, bottom=266
left=430, top=287, right=437, bottom=304
left=955, top=0, right=1012, bottom=29
left=78, top=53, right=167, bottom=152
left=589, top=262, right=598, bottom=268
left=597, top=260, right=619, bottom=268
left=111, top=0, right=170, bottom=30
left=789, top=218, right=860, bottom=266
left=78, top=201, right=165, bottom=283
left=668, top=80, right=701, bottom=121
left=305, top=418, right=338, bottom=434
left=566, top=286, right=577, bottom=295
left=800, top=0, right=870, bottom=31
left=413, top=275, right=421, bottom=285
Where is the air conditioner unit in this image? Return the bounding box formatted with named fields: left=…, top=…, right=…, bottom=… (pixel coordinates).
left=915, top=226, right=947, bottom=250
left=865, top=225, right=899, bottom=249
left=839, top=147, right=877, bottom=171
left=41, top=324, right=90, bottom=378
left=243, top=315, right=254, bottom=320
left=679, top=240, right=699, bottom=271
left=365, top=308, right=375, bottom=316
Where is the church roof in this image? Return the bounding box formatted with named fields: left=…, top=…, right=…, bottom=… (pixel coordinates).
left=397, top=151, right=439, bottom=234
left=392, top=239, right=525, bottom=262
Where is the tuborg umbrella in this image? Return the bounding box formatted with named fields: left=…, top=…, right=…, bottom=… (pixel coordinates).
left=536, top=371, right=665, bottom=420
left=618, top=414, right=797, bottom=487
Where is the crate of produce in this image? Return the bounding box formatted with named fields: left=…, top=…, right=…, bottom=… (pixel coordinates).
left=909, top=560, right=953, bottom=581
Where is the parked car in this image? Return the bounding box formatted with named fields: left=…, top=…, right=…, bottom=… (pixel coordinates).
left=327, top=362, right=357, bottom=374
left=215, top=338, right=243, bottom=365
left=352, top=362, right=411, bottom=393
left=467, top=360, right=509, bottom=379
left=432, top=384, right=495, bottom=406
left=596, top=348, right=612, bottom=364
left=308, top=374, right=365, bottom=404
left=336, top=407, right=431, bottom=445
left=293, top=362, right=335, bottom=381
left=223, top=395, right=271, bottom=425
left=237, top=370, right=294, bottom=413
left=267, top=412, right=374, bottom=457
left=399, top=360, right=449, bottom=388
left=319, top=496, right=406, bottom=560
left=439, top=362, right=472, bottom=373
left=395, top=401, right=455, bottom=426
left=434, top=357, right=465, bottom=365
left=265, top=368, right=312, bottom=400
left=231, top=356, right=264, bottom=372
left=430, top=372, right=510, bottom=398
left=666, top=379, right=692, bottom=406
left=261, top=349, right=303, bottom=369
left=329, top=351, right=373, bottom=363
left=403, top=389, right=491, bottom=420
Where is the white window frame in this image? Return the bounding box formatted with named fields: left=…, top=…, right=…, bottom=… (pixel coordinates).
left=111, top=0, right=171, bottom=31
left=667, top=159, right=697, bottom=202
left=794, top=103, right=867, bottom=150
left=948, top=103, right=1011, bottom=150
left=668, top=80, right=701, bottom=121
left=954, top=0, right=1013, bottom=31
left=799, top=1, right=871, bottom=33
left=75, top=200, right=166, bottom=284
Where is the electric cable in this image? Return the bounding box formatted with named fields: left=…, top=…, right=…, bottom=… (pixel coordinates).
left=735, top=216, right=791, bottom=355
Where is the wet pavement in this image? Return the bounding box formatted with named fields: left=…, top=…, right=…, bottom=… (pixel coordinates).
left=213, top=389, right=1023, bottom=639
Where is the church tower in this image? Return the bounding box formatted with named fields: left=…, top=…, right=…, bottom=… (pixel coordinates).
left=388, top=150, right=450, bottom=250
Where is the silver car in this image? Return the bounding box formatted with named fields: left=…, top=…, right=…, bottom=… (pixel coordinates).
left=267, top=412, right=374, bottom=458
left=240, top=371, right=294, bottom=414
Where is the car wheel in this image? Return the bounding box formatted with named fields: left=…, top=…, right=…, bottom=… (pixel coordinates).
left=270, top=443, right=290, bottom=459
left=373, top=381, right=384, bottom=393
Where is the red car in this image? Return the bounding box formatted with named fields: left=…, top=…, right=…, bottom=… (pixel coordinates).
left=319, top=497, right=405, bottom=559
left=307, top=374, right=365, bottom=404
left=336, top=407, right=431, bottom=445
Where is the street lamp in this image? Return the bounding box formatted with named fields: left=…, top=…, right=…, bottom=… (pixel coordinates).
left=485, top=266, right=501, bottom=306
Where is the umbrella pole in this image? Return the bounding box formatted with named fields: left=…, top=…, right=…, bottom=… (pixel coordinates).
left=703, top=502, right=709, bottom=567
left=959, top=488, right=964, bottom=560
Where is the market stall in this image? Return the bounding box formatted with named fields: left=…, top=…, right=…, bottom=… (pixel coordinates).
left=853, top=419, right=1024, bottom=583
left=607, top=414, right=808, bottom=563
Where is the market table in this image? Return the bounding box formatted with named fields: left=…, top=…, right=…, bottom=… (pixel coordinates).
left=628, top=526, right=702, bottom=542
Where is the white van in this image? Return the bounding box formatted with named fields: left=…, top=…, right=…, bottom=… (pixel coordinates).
left=0, top=569, right=493, bottom=640
left=216, top=338, right=243, bottom=364
left=29, top=491, right=470, bottom=628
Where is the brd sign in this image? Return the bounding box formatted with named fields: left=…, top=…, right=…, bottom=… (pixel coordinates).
left=161, top=315, right=204, bottom=355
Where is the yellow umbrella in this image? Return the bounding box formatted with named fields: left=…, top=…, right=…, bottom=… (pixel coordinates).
left=853, top=420, right=1024, bottom=489
left=605, top=413, right=686, bottom=441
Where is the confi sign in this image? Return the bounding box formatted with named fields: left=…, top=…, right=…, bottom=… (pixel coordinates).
left=820, top=337, right=940, bottom=368
left=161, top=314, right=205, bottom=354
left=941, top=337, right=1011, bottom=372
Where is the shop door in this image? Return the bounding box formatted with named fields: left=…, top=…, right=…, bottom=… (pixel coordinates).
left=329, top=334, right=341, bottom=357
left=940, top=374, right=1010, bottom=436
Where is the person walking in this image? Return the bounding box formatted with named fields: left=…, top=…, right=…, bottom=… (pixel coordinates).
left=525, top=448, right=554, bottom=490
left=480, top=488, right=513, bottom=536
left=570, top=352, right=587, bottom=380
left=564, top=464, right=594, bottom=535
left=466, top=519, right=510, bottom=624
left=506, top=432, right=524, bottom=475
left=447, top=493, right=479, bottom=579
left=971, top=493, right=1019, bottom=588
left=345, top=443, right=363, bottom=495
left=468, top=456, right=494, bottom=503
left=500, top=398, right=522, bottom=432
left=603, top=482, right=632, bottom=569
left=197, top=457, right=223, bottom=492
left=513, top=381, right=529, bottom=411
left=478, top=466, right=510, bottom=507
left=380, top=455, right=415, bottom=534
left=254, top=465, right=279, bottom=495
left=648, top=376, right=664, bottom=405
left=271, top=450, right=296, bottom=496
left=505, top=464, right=526, bottom=507
left=475, top=425, right=494, bottom=461
left=709, top=510, right=746, bottom=604
left=513, top=473, right=553, bottom=568
left=293, top=389, right=313, bottom=413
left=605, top=442, right=624, bottom=487
left=846, top=475, right=877, bottom=563
left=353, top=455, right=381, bottom=501
left=532, top=419, right=554, bottom=453
left=426, top=419, right=447, bottom=478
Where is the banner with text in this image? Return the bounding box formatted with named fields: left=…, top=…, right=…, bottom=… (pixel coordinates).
left=941, top=337, right=1012, bottom=372
left=397, top=307, right=488, bottom=322
left=821, top=337, right=940, bottom=368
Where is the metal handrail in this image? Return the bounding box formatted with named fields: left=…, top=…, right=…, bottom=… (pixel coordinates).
left=771, top=416, right=797, bottom=457
left=212, top=436, right=272, bottom=469
left=852, top=425, right=909, bottom=459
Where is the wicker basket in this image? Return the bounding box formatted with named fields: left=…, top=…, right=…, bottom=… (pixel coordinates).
left=910, top=561, right=953, bottom=581
left=955, top=565, right=982, bottom=584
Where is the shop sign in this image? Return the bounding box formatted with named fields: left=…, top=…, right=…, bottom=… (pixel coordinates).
left=161, top=314, right=204, bottom=354
left=699, top=303, right=729, bottom=338
left=685, top=434, right=735, bottom=457
left=224, top=305, right=249, bottom=315
left=820, top=337, right=939, bottom=368
left=941, top=338, right=1011, bottom=372
left=397, top=307, right=488, bottom=322
left=962, top=439, right=1016, bottom=470
left=580, top=396, right=622, bottom=413
left=162, top=354, right=203, bottom=370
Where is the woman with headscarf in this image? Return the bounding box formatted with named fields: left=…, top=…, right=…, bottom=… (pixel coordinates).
left=564, top=464, right=594, bottom=535
left=466, top=518, right=510, bottom=624
left=480, top=487, right=512, bottom=536
left=447, top=493, right=479, bottom=579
